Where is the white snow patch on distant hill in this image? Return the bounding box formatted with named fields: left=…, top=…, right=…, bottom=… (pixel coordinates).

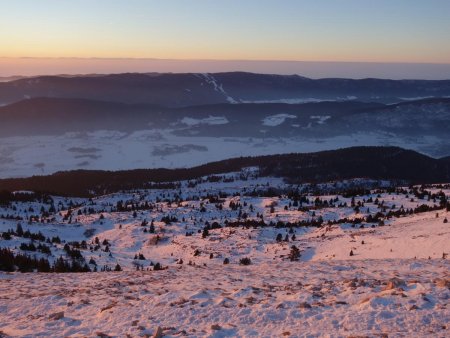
left=12, top=190, right=34, bottom=195
left=310, top=115, right=331, bottom=124
left=399, top=96, right=434, bottom=101
left=181, top=116, right=229, bottom=126
left=262, top=114, right=296, bottom=126
left=242, top=96, right=358, bottom=104
left=243, top=98, right=327, bottom=104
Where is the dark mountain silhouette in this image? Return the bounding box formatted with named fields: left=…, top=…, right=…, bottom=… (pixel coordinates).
left=0, top=96, right=448, bottom=138
left=0, top=97, right=164, bottom=135
left=0, top=147, right=448, bottom=197
left=0, top=97, right=384, bottom=136
left=1, top=72, right=450, bottom=107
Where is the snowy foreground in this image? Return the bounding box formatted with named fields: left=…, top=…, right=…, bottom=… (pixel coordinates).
left=1, top=259, right=449, bottom=337
left=0, top=173, right=449, bottom=336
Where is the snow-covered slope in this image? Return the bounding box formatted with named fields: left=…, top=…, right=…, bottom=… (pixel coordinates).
left=1, top=259, right=448, bottom=337
left=0, top=174, right=449, bottom=337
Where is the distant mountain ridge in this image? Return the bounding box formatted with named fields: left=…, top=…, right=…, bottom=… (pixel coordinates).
left=0, top=146, right=448, bottom=197
left=0, top=96, right=449, bottom=138
left=1, top=72, right=449, bottom=174
left=1, top=72, right=450, bottom=107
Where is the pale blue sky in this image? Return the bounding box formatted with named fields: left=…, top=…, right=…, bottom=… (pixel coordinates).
left=1, top=0, right=450, bottom=78
left=1, top=0, right=450, bottom=63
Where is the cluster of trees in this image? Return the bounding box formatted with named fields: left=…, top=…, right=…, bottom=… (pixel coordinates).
left=223, top=217, right=324, bottom=229
left=0, top=191, right=52, bottom=206
left=116, top=200, right=156, bottom=213
left=161, top=215, right=178, bottom=225
left=1, top=223, right=60, bottom=244
left=1, top=147, right=448, bottom=197
left=187, top=172, right=254, bottom=188
left=0, top=248, right=90, bottom=273
left=19, top=242, right=51, bottom=254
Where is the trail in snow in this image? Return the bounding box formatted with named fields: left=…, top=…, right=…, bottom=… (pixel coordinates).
left=199, top=73, right=237, bottom=103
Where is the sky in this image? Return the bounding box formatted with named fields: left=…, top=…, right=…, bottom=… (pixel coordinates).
left=1, top=0, right=450, bottom=78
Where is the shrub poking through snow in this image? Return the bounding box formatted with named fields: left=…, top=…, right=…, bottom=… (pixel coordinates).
left=289, top=245, right=301, bottom=261
left=202, top=228, right=209, bottom=238
left=239, top=257, right=252, bottom=265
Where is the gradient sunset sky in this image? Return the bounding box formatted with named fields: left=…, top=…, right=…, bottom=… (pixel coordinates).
left=1, top=0, right=450, bottom=78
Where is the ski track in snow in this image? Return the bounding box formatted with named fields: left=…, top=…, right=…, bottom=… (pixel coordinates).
left=199, top=73, right=237, bottom=104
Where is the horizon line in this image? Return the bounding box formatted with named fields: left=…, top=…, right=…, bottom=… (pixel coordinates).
left=2, top=72, right=450, bottom=82
left=2, top=56, right=450, bottom=66
left=3, top=57, right=450, bottom=80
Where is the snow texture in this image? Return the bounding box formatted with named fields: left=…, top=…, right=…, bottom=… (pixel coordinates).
left=0, top=175, right=449, bottom=337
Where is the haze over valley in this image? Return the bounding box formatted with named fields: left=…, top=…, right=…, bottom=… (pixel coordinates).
left=1, top=72, right=450, bottom=177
